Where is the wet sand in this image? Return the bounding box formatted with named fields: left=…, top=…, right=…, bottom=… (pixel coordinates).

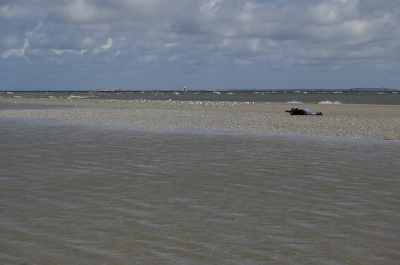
left=1, top=97, right=399, bottom=140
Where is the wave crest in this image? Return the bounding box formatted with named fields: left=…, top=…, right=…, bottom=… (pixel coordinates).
left=318, top=101, right=341, bottom=104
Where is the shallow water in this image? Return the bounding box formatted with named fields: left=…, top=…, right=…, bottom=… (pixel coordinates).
left=1, top=117, right=399, bottom=264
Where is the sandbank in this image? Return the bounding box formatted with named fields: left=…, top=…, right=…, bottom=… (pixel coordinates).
left=0, top=97, right=399, bottom=140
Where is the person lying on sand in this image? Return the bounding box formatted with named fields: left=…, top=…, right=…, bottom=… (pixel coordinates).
left=286, top=108, right=323, bottom=116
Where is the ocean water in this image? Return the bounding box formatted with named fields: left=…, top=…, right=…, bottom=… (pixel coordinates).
left=1, top=90, right=400, bottom=105
left=1, top=117, right=400, bottom=264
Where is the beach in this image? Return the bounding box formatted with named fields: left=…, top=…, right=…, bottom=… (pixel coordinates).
left=0, top=97, right=399, bottom=140
left=1, top=95, right=400, bottom=264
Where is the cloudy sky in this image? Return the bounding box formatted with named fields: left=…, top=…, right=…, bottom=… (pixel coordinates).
left=1, top=0, right=399, bottom=91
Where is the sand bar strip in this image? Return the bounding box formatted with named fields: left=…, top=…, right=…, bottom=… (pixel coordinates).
left=1, top=98, right=399, bottom=140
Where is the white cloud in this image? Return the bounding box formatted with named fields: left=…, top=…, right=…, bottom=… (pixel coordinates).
left=164, top=43, right=177, bottom=48
left=93, top=38, right=114, bottom=53
left=51, top=49, right=87, bottom=55
left=59, top=0, right=114, bottom=24
left=0, top=5, right=32, bottom=19
left=101, top=38, right=113, bottom=49
left=199, top=0, right=223, bottom=18
left=1, top=0, right=400, bottom=90
left=2, top=39, right=29, bottom=58
left=82, top=37, right=95, bottom=47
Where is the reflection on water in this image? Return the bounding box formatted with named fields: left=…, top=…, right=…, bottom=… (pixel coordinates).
left=1, top=118, right=399, bottom=264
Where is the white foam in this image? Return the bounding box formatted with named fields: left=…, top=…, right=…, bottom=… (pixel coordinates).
left=287, top=101, right=303, bottom=104
left=318, top=101, right=341, bottom=104
left=68, top=95, right=89, bottom=99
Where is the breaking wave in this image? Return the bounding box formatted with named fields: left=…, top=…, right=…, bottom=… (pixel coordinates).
left=68, top=95, right=90, bottom=99
left=318, top=101, right=341, bottom=104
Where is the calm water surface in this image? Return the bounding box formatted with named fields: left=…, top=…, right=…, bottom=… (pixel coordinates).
left=1, top=118, right=399, bottom=264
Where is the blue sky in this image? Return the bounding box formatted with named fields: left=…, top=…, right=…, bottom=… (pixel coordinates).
left=1, top=0, right=399, bottom=91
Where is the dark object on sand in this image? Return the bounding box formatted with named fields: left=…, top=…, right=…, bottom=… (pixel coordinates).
left=286, top=108, right=323, bottom=116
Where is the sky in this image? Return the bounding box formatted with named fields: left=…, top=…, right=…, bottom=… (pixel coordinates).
left=1, top=0, right=400, bottom=91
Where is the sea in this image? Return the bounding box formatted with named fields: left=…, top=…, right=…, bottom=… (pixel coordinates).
left=1, top=91, right=399, bottom=264
left=1, top=89, right=400, bottom=105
